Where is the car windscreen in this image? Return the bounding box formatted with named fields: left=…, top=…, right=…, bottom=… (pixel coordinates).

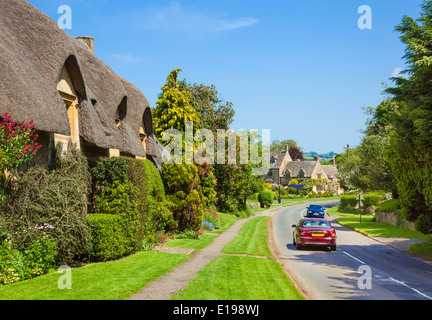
left=302, top=220, right=331, bottom=228
left=309, top=205, right=322, bottom=210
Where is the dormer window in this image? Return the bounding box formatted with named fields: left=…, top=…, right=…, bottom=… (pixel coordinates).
left=115, top=97, right=127, bottom=129
left=299, top=169, right=305, bottom=179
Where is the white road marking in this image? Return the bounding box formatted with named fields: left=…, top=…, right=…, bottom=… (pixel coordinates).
left=342, top=251, right=366, bottom=265
left=389, top=277, right=432, bottom=300
left=300, top=209, right=306, bottom=219
left=342, top=251, right=432, bottom=300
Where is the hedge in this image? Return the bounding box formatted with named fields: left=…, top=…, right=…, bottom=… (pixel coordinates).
left=340, top=193, right=384, bottom=210
left=91, top=157, right=174, bottom=250
left=87, top=214, right=135, bottom=262
left=379, top=199, right=401, bottom=212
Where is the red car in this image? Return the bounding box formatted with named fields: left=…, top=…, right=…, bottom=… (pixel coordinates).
left=292, top=218, right=337, bottom=251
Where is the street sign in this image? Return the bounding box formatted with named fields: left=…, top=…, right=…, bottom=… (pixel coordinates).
left=357, top=194, right=364, bottom=223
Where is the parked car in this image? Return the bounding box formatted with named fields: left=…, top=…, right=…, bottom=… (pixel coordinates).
left=306, top=204, right=326, bottom=218
left=292, top=218, right=337, bottom=251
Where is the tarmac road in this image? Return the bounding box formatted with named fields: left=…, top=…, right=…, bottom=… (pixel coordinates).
left=271, top=201, right=432, bottom=300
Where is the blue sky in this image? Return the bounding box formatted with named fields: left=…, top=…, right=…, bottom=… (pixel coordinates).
left=28, top=0, right=423, bottom=153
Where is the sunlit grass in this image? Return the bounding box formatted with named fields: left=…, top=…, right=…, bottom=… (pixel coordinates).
left=222, top=216, right=272, bottom=257
left=0, top=252, right=189, bottom=300
left=173, top=255, right=304, bottom=300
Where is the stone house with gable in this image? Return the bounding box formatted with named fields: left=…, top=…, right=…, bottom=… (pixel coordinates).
left=264, top=146, right=342, bottom=194
left=0, top=0, right=164, bottom=169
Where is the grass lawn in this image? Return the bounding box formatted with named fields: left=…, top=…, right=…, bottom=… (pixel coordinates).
left=409, top=239, right=432, bottom=259
left=0, top=251, right=189, bottom=300
left=172, top=255, right=304, bottom=300
left=328, top=206, right=428, bottom=239
left=173, top=216, right=304, bottom=300
left=222, top=216, right=273, bottom=257
left=163, top=212, right=241, bottom=250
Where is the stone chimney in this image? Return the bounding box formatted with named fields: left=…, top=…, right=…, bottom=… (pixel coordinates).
left=75, top=36, right=95, bottom=54
left=332, top=156, right=336, bottom=166
left=314, top=156, right=320, bottom=161
left=285, top=145, right=289, bottom=153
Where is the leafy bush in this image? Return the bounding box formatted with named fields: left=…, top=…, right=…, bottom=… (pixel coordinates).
left=0, top=233, right=57, bottom=286
left=415, top=214, right=432, bottom=235
left=258, top=190, right=274, bottom=208
left=144, top=199, right=178, bottom=234
left=90, top=181, right=140, bottom=261
left=0, top=113, right=42, bottom=174
left=363, top=193, right=384, bottom=208
left=91, top=157, right=175, bottom=250
left=0, top=143, right=92, bottom=263
left=203, top=207, right=221, bottom=230
left=340, top=194, right=358, bottom=210
left=176, top=229, right=204, bottom=240
left=162, top=163, right=205, bottom=231
left=90, top=157, right=128, bottom=190
left=87, top=214, right=135, bottom=262
left=379, top=199, right=401, bottom=212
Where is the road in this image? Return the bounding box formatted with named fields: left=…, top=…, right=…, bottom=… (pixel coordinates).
left=271, top=201, right=432, bottom=300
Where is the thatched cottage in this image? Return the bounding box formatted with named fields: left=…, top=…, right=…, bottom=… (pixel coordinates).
left=264, top=146, right=342, bottom=193
left=0, top=0, right=164, bottom=169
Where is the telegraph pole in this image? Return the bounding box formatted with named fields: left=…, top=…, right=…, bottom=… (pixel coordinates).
left=347, top=144, right=350, bottom=170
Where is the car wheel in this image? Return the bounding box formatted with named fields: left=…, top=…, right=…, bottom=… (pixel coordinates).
left=296, top=242, right=302, bottom=250
left=330, top=245, right=337, bottom=251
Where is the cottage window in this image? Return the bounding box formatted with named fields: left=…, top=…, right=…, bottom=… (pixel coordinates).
left=115, top=97, right=127, bottom=128
left=57, top=64, right=80, bottom=147
left=299, top=170, right=305, bottom=179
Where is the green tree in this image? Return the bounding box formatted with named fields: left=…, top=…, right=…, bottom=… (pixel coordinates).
left=385, top=0, right=432, bottom=227
left=270, top=139, right=300, bottom=153
left=153, top=69, right=200, bottom=141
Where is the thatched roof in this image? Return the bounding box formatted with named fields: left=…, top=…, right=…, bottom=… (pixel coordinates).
left=0, top=0, right=160, bottom=161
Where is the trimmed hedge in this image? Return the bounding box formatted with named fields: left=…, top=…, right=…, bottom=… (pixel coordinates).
left=90, top=157, right=175, bottom=259
left=379, top=199, right=401, bottom=212
left=340, top=193, right=384, bottom=211
left=87, top=214, right=136, bottom=262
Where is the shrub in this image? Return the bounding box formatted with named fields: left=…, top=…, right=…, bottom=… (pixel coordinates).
left=90, top=157, right=128, bottom=190
left=363, top=193, right=384, bottom=208
left=87, top=214, right=135, bottom=262
left=0, top=113, right=42, bottom=174
left=258, top=190, right=274, bottom=208
left=203, top=207, right=221, bottom=230
left=415, top=214, right=432, bottom=235
left=91, top=157, right=173, bottom=246
left=340, top=194, right=358, bottom=210
left=162, top=163, right=205, bottom=231
left=0, top=233, right=57, bottom=286
left=379, top=199, right=401, bottom=212
left=144, top=199, right=178, bottom=234
left=176, top=229, right=204, bottom=240
left=0, top=143, right=93, bottom=264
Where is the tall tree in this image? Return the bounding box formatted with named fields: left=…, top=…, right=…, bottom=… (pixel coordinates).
left=153, top=69, right=200, bottom=141
left=385, top=0, right=432, bottom=229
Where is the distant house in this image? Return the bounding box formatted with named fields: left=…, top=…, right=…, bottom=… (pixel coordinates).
left=264, top=146, right=342, bottom=194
